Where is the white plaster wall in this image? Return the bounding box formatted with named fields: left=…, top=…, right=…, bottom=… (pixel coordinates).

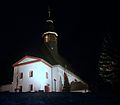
left=65, top=69, right=85, bottom=85
left=12, top=62, right=87, bottom=92
left=52, top=65, right=87, bottom=92
left=66, top=71, right=80, bottom=83
left=13, top=61, right=51, bottom=92
left=52, top=66, right=64, bottom=92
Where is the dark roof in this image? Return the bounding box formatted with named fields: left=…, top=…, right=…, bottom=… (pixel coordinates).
left=71, top=82, right=88, bottom=91
left=39, top=43, right=75, bottom=73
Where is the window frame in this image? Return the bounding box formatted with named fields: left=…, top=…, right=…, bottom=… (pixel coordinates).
left=29, top=71, right=33, bottom=77
left=29, top=84, right=33, bottom=91
left=46, top=72, right=48, bottom=79
left=19, top=72, right=23, bottom=79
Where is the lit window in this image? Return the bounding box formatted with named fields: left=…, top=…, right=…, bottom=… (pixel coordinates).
left=29, top=71, right=33, bottom=77
left=29, top=84, right=33, bottom=91
left=44, top=35, right=49, bottom=42
left=19, top=73, right=23, bottom=79
left=46, top=72, right=48, bottom=79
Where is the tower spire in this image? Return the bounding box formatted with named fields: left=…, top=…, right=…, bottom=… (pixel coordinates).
left=42, top=6, right=58, bottom=38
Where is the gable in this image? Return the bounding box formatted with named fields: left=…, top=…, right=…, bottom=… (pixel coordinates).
left=13, top=55, right=52, bottom=67
left=13, top=56, right=41, bottom=66
left=18, top=57, right=38, bottom=64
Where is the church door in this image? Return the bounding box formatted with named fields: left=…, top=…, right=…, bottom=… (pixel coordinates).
left=45, top=85, right=50, bottom=92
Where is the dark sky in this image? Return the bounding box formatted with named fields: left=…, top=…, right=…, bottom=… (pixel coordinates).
left=0, top=0, right=114, bottom=85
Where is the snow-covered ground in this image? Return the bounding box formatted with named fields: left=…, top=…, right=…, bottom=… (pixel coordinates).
left=0, top=92, right=119, bottom=105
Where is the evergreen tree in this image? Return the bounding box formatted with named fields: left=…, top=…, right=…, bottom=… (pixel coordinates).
left=62, top=72, right=70, bottom=92
left=98, top=34, right=120, bottom=91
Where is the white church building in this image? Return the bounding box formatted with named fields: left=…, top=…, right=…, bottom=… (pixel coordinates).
left=0, top=56, right=88, bottom=92
left=0, top=9, right=89, bottom=93
left=11, top=56, right=87, bottom=92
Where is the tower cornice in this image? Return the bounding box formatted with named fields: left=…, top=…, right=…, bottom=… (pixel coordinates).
left=42, top=31, right=58, bottom=37
left=46, top=20, right=53, bottom=23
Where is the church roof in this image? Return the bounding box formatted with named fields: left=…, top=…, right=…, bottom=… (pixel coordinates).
left=70, top=81, right=88, bottom=91
left=39, top=43, right=76, bottom=73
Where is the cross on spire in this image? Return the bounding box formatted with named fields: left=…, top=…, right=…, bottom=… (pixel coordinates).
left=48, top=6, right=51, bottom=18
left=46, top=6, right=53, bottom=23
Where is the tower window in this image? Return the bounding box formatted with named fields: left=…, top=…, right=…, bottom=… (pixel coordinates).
left=49, top=35, right=56, bottom=41
left=29, top=84, right=33, bottom=91
left=19, top=73, right=23, bottom=79
left=44, top=35, right=49, bottom=42
left=29, top=71, right=33, bottom=77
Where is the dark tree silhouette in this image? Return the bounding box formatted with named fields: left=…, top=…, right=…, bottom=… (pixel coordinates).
left=98, top=34, right=120, bottom=92
left=62, top=72, right=70, bottom=92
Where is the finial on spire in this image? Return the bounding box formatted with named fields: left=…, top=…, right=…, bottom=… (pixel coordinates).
left=48, top=6, right=51, bottom=18
left=46, top=5, right=53, bottom=23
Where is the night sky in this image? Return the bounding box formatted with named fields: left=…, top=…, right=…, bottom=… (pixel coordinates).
left=0, top=0, right=114, bottom=86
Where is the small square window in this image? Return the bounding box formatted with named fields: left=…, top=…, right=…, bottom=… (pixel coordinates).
left=29, top=71, right=33, bottom=77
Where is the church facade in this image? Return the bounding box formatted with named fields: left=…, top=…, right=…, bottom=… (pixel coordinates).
left=0, top=9, right=88, bottom=92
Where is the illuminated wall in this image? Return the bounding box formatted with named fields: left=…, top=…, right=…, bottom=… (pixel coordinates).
left=51, top=65, right=85, bottom=92
left=12, top=56, right=52, bottom=92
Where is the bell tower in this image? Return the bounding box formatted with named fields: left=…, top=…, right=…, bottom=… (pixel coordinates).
left=40, top=7, right=74, bottom=72
left=42, top=7, right=58, bottom=54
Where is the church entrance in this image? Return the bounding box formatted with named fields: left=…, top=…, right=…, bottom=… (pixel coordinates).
left=45, top=84, right=50, bottom=92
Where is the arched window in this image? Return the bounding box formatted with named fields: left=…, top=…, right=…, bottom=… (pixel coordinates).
left=44, top=35, right=49, bottom=42
left=46, top=72, right=48, bottom=79
left=19, top=73, right=23, bottom=79
left=29, top=71, right=33, bottom=77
